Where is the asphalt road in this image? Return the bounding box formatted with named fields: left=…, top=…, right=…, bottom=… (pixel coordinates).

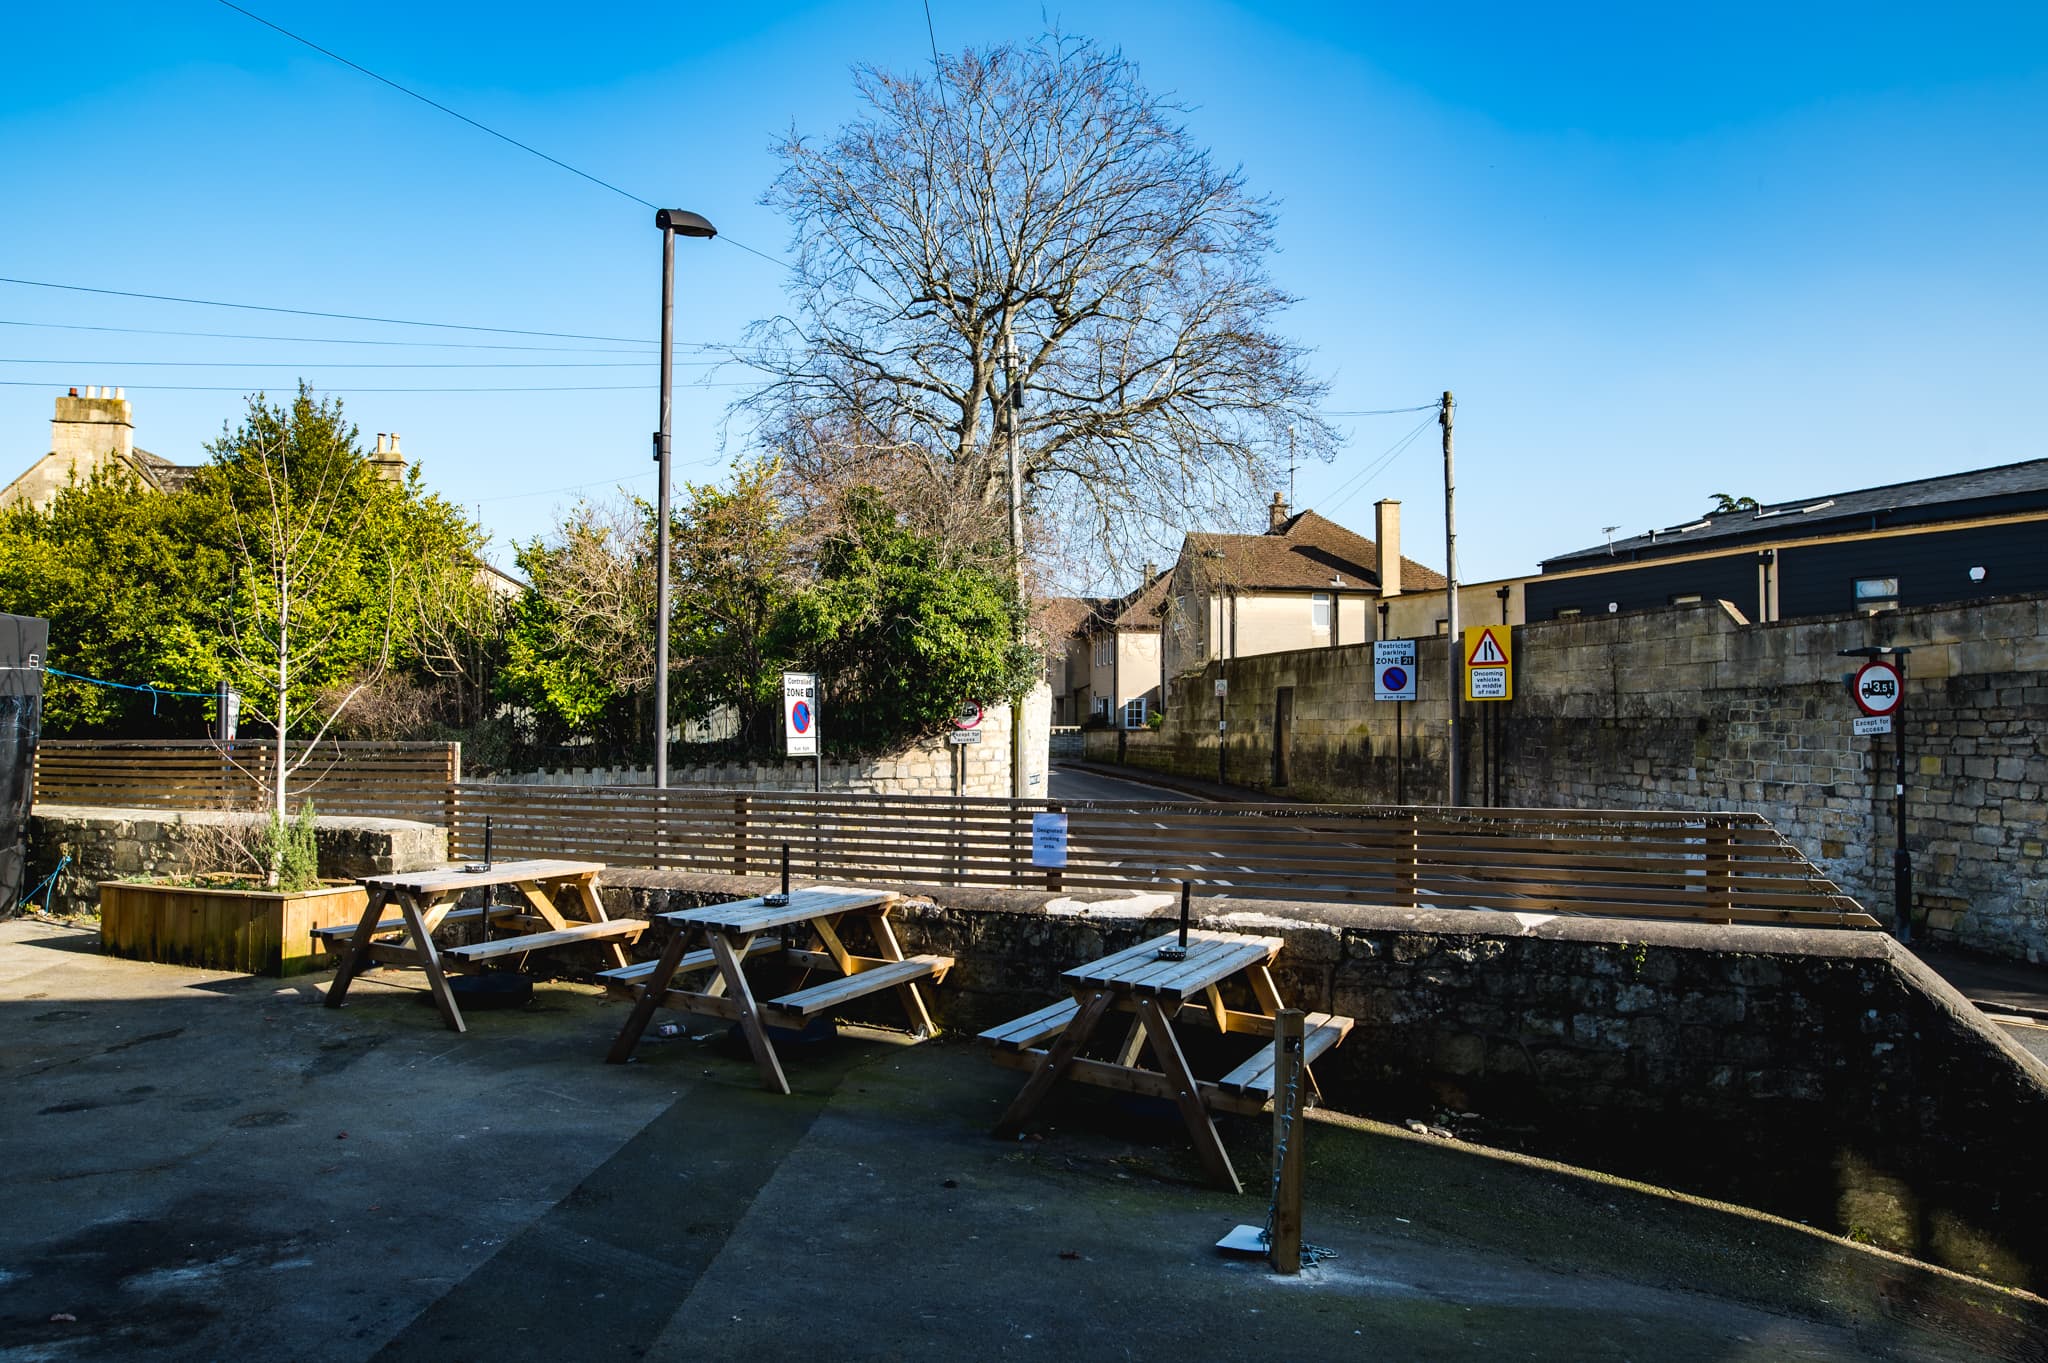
left=1046, top=764, right=1207, bottom=804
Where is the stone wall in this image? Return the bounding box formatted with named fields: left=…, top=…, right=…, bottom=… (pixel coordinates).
left=24, top=805, right=446, bottom=917
left=1101, top=595, right=2048, bottom=961
left=599, top=870, right=2048, bottom=1293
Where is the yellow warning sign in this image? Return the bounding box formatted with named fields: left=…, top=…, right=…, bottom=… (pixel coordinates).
left=1463, top=625, right=1513, bottom=702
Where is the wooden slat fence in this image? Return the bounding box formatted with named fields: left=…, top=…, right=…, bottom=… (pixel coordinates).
left=448, top=784, right=1877, bottom=929
left=33, top=740, right=459, bottom=825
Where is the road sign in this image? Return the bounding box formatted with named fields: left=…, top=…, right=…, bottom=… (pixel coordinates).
left=1853, top=715, right=1894, bottom=736
left=948, top=730, right=982, bottom=745
left=1463, top=626, right=1513, bottom=702
left=1853, top=660, right=1902, bottom=717
left=1214, top=678, right=1228, bottom=698
left=1031, top=812, right=1069, bottom=868
left=1374, top=639, right=1417, bottom=701
left=955, top=700, right=983, bottom=730
left=782, top=671, right=818, bottom=757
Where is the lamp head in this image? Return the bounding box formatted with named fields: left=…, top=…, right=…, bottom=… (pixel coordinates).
left=656, top=208, right=717, bottom=239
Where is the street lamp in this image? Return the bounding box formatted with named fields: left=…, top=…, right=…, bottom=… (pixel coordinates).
left=652, top=208, right=716, bottom=789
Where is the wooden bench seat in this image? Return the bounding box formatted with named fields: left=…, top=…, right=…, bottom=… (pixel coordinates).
left=440, top=918, right=646, bottom=964
left=978, top=997, right=1082, bottom=1050
left=1214, top=1013, right=1354, bottom=1099
left=766, top=955, right=952, bottom=1018
left=596, top=938, right=784, bottom=991
left=312, top=906, right=505, bottom=942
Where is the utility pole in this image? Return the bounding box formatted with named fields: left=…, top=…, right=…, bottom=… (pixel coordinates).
left=1441, top=391, right=1460, bottom=807
left=1287, top=423, right=1296, bottom=511
left=1005, top=330, right=1029, bottom=799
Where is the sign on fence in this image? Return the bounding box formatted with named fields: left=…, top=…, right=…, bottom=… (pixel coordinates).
left=1031, top=812, right=1069, bottom=868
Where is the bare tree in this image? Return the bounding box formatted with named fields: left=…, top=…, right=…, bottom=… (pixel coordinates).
left=741, top=34, right=1336, bottom=581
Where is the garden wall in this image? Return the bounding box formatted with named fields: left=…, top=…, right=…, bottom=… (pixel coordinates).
left=600, top=869, right=2048, bottom=1293
left=23, top=804, right=446, bottom=917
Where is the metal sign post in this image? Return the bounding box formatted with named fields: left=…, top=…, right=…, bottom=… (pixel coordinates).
left=1375, top=640, right=1417, bottom=807
left=1840, top=648, right=1912, bottom=941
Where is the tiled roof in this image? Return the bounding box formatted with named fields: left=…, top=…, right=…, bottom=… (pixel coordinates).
left=1184, top=510, right=1447, bottom=594
left=1543, top=457, right=2048, bottom=570
left=1112, top=570, right=1171, bottom=630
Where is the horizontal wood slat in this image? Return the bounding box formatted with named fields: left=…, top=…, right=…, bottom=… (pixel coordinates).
left=33, top=739, right=458, bottom=821
left=443, top=782, right=1874, bottom=930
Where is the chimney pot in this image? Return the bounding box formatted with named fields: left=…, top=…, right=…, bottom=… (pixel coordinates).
left=68, top=387, right=78, bottom=398
left=390, top=433, right=401, bottom=452
left=114, top=387, right=123, bottom=399
left=1268, top=491, right=1289, bottom=532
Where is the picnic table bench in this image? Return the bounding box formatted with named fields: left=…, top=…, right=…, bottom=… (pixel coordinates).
left=319, top=859, right=640, bottom=1033
left=981, top=929, right=1353, bottom=1191
left=602, top=885, right=950, bottom=1092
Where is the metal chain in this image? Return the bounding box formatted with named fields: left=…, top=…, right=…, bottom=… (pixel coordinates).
left=1258, top=1031, right=1338, bottom=1268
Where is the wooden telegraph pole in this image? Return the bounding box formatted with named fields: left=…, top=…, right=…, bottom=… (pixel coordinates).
left=1440, top=391, right=1460, bottom=806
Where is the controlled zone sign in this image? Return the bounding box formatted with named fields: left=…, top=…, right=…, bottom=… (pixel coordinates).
left=1463, top=625, right=1513, bottom=702
left=1852, top=660, right=1902, bottom=717
left=782, top=671, right=818, bottom=757
left=1373, top=639, right=1417, bottom=701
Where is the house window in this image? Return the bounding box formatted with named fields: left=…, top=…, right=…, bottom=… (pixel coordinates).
left=1311, top=592, right=1332, bottom=631
left=1123, top=697, right=1148, bottom=728
left=1094, top=636, right=1113, bottom=667
left=1094, top=696, right=1111, bottom=719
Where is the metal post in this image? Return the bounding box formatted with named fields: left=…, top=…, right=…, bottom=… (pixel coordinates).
left=653, top=221, right=675, bottom=790
left=1441, top=391, right=1460, bottom=807
left=1395, top=700, right=1405, bottom=805
left=1005, top=331, right=1029, bottom=801
left=1895, top=652, right=1913, bottom=944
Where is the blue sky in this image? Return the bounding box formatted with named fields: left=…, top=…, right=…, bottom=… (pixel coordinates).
left=2, top=2, right=2042, bottom=587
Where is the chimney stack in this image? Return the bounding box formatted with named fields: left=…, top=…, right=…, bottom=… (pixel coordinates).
left=1268, top=491, right=1289, bottom=531
left=1374, top=499, right=1402, bottom=597
left=1142, top=561, right=1158, bottom=584
left=369, top=431, right=407, bottom=483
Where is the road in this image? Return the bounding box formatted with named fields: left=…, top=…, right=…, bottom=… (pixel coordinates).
left=1046, top=764, right=1207, bottom=804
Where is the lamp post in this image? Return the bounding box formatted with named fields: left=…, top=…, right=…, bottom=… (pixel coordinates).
left=652, top=208, right=716, bottom=788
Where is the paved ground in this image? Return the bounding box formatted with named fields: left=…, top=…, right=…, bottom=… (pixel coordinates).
left=3, top=918, right=2044, bottom=1363
left=1046, top=764, right=1208, bottom=804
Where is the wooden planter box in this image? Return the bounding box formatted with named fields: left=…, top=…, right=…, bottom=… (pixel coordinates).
left=98, top=879, right=369, bottom=977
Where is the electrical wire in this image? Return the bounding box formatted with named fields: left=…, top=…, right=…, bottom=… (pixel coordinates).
left=214, top=1, right=655, bottom=210
left=1321, top=412, right=1438, bottom=516
left=0, top=319, right=663, bottom=354
left=0, top=276, right=650, bottom=344
left=0, top=380, right=750, bottom=394
left=474, top=468, right=657, bottom=504
left=214, top=2, right=803, bottom=280
left=1320, top=403, right=1439, bottom=417
left=1, top=357, right=656, bottom=370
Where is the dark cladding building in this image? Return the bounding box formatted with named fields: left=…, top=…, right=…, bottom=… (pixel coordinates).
left=1527, top=458, right=2048, bottom=624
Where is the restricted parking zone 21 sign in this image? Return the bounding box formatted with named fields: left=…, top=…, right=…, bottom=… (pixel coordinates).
left=1374, top=639, right=1417, bottom=701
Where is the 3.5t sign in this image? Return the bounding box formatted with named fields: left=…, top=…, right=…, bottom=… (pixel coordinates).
left=1853, top=660, right=1903, bottom=717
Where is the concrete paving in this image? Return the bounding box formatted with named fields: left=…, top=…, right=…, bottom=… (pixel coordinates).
left=3, top=917, right=2044, bottom=1363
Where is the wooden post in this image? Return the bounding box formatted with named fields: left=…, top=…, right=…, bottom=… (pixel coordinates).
left=731, top=793, right=750, bottom=876
left=1046, top=802, right=1064, bottom=893
left=1704, top=816, right=1733, bottom=921
left=1269, top=1008, right=1306, bottom=1275
left=1396, top=812, right=1419, bottom=908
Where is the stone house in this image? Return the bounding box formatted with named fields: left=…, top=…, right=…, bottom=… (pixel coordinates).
left=1043, top=567, right=1170, bottom=729
left=3, top=386, right=410, bottom=513
left=1158, top=495, right=1448, bottom=686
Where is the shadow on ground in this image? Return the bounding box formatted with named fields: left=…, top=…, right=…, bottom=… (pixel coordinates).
left=1, top=918, right=2043, bottom=1363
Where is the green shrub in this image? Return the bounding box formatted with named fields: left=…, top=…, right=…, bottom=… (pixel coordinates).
left=261, top=801, right=321, bottom=893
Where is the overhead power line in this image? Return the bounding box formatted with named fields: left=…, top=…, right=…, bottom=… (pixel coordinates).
left=0, top=379, right=752, bottom=394
left=1, top=357, right=654, bottom=370
left=0, top=318, right=657, bottom=353
left=214, top=0, right=655, bottom=210
left=0, top=275, right=653, bottom=344
left=1322, top=412, right=1439, bottom=516
left=1321, top=403, right=1440, bottom=417
left=214, top=1, right=798, bottom=278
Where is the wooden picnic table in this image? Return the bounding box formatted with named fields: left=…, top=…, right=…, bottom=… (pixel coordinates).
left=981, top=929, right=1353, bottom=1192
left=601, top=885, right=952, bottom=1093
left=319, top=859, right=642, bottom=1033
